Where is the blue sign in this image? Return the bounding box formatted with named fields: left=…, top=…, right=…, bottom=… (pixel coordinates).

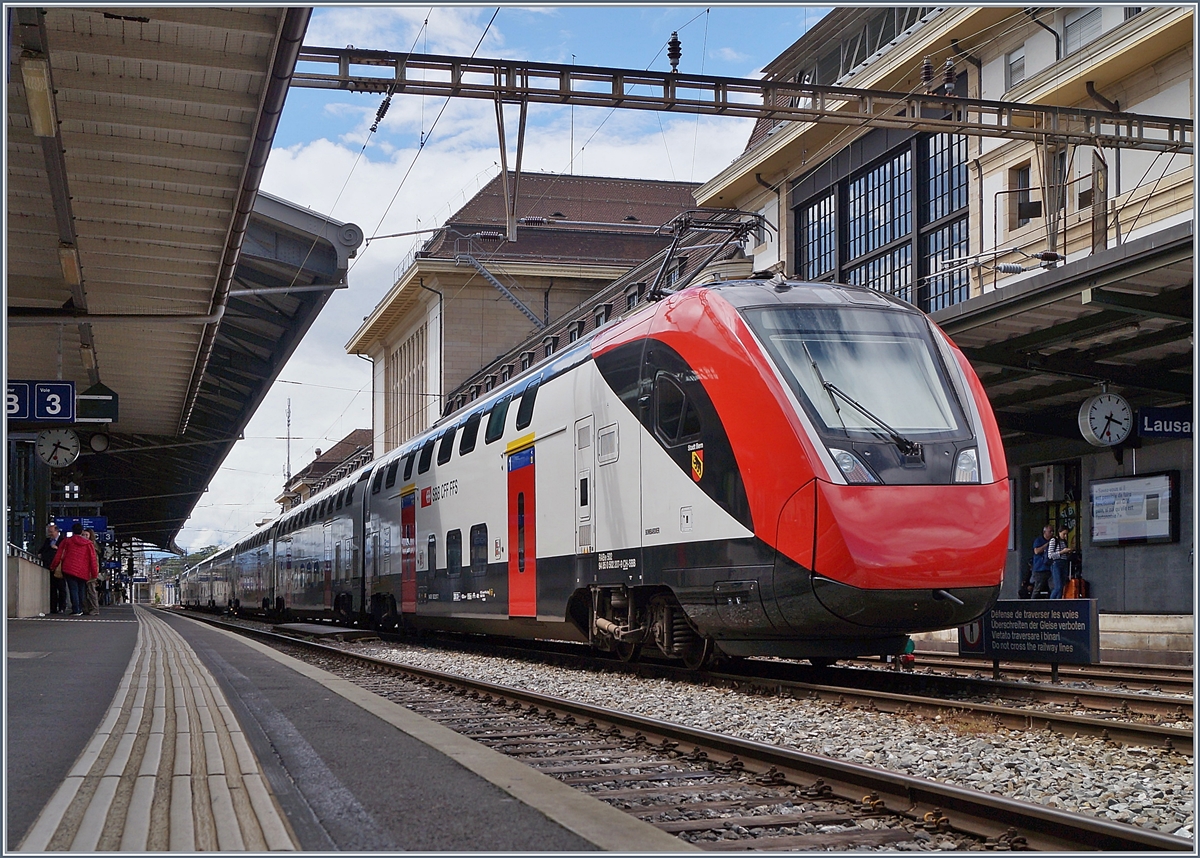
left=104, top=560, right=121, bottom=570
left=34, top=382, right=75, bottom=422
left=6, top=382, right=30, bottom=420
left=959, top=599, right=1099, bottom=664
left=54, top=516, right=109, bottom=535
left=1138, top=406, right=1192, bottom=439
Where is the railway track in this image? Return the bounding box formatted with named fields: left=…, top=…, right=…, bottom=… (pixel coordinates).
left=177, top=611, right=1191, bottom=851
left=863, top=653, right=1195, bottom=696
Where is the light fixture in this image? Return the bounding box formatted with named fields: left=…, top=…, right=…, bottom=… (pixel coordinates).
left=58, top=243, right=81, bottom=287
left=19, top=54, right=58, bottom=137
left=79, top=344, right=96, bottom=371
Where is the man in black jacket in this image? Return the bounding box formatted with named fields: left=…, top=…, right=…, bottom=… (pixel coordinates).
left=38, top=522, right=67, bottom=614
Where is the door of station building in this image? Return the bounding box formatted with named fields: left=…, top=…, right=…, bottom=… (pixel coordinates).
left=507, top=445, right=537, bottom=617
left=400, top=490, right=417, bottom=612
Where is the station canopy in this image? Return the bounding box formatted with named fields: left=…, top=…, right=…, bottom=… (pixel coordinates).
left=7, top=7, right=362, bottom=551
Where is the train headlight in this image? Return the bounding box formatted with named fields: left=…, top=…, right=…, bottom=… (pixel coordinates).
left=953, top=448, right=980, bottom=483
left=829, top=448, right=877, bottom=484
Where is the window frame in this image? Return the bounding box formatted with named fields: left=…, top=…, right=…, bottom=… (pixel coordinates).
left=417, top=436, right=437, bottom=474
left=485, top=395, right=511, bottom=444
left=459, top=411, right=482, bottom=455
left=437, top=425, right=458, bottom=466
left=515, top=376, right=541, bottom=431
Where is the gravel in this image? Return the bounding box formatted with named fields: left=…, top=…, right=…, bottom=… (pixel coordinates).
left=351, top=641, right=1194, bottom=839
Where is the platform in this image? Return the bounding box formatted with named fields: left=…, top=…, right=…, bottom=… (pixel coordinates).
left=6, top=605, right=687, bottom=852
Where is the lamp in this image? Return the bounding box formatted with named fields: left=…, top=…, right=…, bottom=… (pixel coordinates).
left=58, top=243, right=81, bottom=287
left=19, top=54, right=58, bottom=137
left=79, top=344, right=96, bottom=372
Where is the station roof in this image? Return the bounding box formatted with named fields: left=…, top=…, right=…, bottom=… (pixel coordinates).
left=6, top=7, right=363, bottom=551
left=931, top=221, right=1193, bottom=453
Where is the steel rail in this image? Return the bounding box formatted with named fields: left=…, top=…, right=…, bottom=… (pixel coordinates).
left=180, top=613, right=1192, bottom=852
left=291, top=49, right=1193, bottom=154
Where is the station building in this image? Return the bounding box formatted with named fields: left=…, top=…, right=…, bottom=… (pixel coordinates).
left=346, top=173, right=700, bottom=456
left=692, top=6, right=1193, bottom=638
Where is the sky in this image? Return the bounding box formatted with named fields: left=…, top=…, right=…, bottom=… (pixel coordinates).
left=176, top=4, right=829, bottom=553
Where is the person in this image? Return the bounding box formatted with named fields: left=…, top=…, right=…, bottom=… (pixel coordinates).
left=82, top=528, right=101, bottom=615
left=38, top=522, right=67, bottom=614
left=1047, top=524, right=1074, bottom=599
left=1030, top=523, right=1053, bottom=598
left=51, top=522, right=99, bottom=616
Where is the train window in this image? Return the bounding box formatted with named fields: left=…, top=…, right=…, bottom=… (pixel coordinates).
left=372, top=468, right=384, bottom=494
left=470, top=524, right=488, bottom=575
left=437, top=426, right=457, bottom=466
left=381, top=459, right=396, bottom=489
left=402, top=451, right=416, bottom=482
left=446, top=529, right=462, bottom=576
left=517, top=492, right=526, bottom=573
left=427, top=534, right=436, bottom=573
left=336, top=491, right=344, bottom=510
left=485, top=395, right=511, bottom=444
left=459, top=412, right=481, bottom=455
left=418, top=437, right=437, bottom=474
left=515, top=376, right=541, bottom=430
left=654, top=374, right=702, bottom=446
left=346, top=485, right=354, bottom=505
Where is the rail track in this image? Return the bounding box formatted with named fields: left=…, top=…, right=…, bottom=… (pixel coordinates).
left=863, top=653, right=1195, bottom=695
left=175, top=610, right=1191, bottom=851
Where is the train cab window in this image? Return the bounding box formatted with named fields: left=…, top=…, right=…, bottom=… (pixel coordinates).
left=485, top=395, right=511, bottom=444
left=418, top=437, right=437, bottom=474
left=437, top=426, right=457, bottom=466
left=372, top=468, right=385, bottom=494
left=446, top=529, right=462, bottom=576
left=654, top=373, right=701, bottom=446
left=402, top=451, right=416, bottom=482
left=385, top=460, right=399, bottom=489
left=515, top=376, right=541, bottom=430
left=459, top=412, right=481, bottom=455
left=470, top=524, right=488, bottom=575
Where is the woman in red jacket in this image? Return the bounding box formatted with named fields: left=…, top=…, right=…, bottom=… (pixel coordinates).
left=52, top=522, right=98, bottom=617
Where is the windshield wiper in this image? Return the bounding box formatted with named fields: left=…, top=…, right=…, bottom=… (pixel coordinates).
left=821, top=381, right=922, bottom=457
left=800, top=342, right=847, bottom=430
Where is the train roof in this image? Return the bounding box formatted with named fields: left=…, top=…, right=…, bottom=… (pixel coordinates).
left=702, top=276, right=918, bottom=314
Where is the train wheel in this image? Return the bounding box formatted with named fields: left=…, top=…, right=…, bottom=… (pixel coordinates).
left=615, top=641, right=641, bottom=663
left=681, top=637, right=713, bottom=670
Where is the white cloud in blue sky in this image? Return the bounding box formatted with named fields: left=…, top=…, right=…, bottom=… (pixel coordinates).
left=179, top=5, right=828, bottom=552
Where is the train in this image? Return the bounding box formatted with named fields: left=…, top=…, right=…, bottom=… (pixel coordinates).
left=182, top=275, right=1009, bottom=667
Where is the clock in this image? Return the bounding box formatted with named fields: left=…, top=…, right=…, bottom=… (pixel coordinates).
left=36, top=427, right=81, bottom=467
left=1078, top=392, right=1133, bottom=446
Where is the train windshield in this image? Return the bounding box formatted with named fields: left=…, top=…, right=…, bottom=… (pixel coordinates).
left=742, top=305, right=966, bottom=440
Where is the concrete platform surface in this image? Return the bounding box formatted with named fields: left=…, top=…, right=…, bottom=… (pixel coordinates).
left=7, top=606, right=689, bottom=852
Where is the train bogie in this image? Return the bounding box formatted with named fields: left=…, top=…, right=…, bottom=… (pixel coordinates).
left=184, top=277, right=1007, bottom=666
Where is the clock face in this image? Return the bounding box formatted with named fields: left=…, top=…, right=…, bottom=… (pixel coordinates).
left=1078, top=393, right=1133, bottom=446
left=36, top=428, right=81, bottom=467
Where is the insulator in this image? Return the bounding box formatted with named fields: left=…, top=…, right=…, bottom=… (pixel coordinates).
left=370, top=95, right=391, bottom=133
left=667, top=32, right=682, bottom=72
left=1033, top=250, right=1064, bottom=262
left=943, top=59, right=956, bottom=91
left=518, top=216, right=547, bottom=225
left=995, top=263, right=1025, bottom=274
left=921, top=56, right=934, bottom=90
left=474, top=230, right=504, bottom=241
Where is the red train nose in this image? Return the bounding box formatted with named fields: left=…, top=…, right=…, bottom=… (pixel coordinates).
left=811, top=480, right=1009, bottom=590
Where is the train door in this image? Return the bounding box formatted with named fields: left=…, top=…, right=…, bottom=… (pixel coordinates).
left=400, top=490, right=417, bottom=612
left=575, top=416, right=593, bottom=554
left=507, top=444, right=537, bottom=617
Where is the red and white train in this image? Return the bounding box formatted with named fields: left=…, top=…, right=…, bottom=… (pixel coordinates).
left=182, top=276, right=1009, bottom=667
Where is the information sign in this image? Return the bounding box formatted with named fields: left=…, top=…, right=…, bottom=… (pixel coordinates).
left=7, top=382, right=30, bottom=420
left=958, top=599, right=1099, bottom=664
left=1090, top=471, right=1179, bottom=545
left=34, top=382, right=75, bottom=421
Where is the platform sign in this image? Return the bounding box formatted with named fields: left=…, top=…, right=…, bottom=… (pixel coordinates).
left=958, top=599, right=1099, bottom=664
left=7, top=382, right=30, bottom=420
left=34, top=382, right=75, bottom=421
left=104, top=560, right=121, bottom=570
left=54, top=516, right=108, bottom=534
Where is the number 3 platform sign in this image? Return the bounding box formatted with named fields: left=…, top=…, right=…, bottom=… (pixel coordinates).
left=7, top=380, right=75, bottom=422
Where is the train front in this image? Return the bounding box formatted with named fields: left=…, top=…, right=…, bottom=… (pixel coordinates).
left=734, top=282, right=1008, bottom=657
